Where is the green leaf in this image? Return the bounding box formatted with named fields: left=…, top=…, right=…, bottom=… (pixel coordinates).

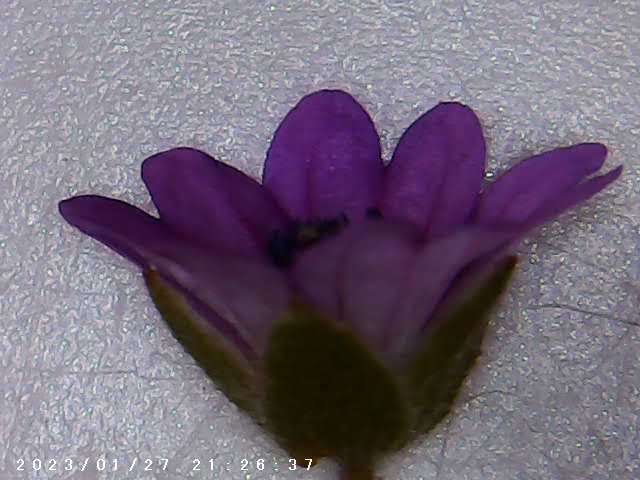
left=406, top=256, right=517, bottom=435
left=144, top=270, right=258, bottom=417
left=264, top=303, right=410, bottom=471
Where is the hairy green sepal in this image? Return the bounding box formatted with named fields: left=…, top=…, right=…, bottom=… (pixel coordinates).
left=264, top=304, right=410, bottom=471
left=406, top=257, right=517, bottom=435
left=144, top=270, right=258, bottom=416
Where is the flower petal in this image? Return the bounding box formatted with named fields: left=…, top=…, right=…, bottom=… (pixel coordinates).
left=339, top=223, right=420, bottom=356
left=380, top=102, right=486, bottom=236
left=292, top=220, right=421, bottom=362
left=385, top=226, right=518, bottom=359
left=289, top=229, right=346, bottom=322
left=59, top=195, right=290, bottom=356
left=151, top=272, right=258, bottom=363
left=142, top=147, right=288, bottom=256
left=59, top=195, right=168, bottom=268
left=59, top=196, right=256, bottom=358
left=150, top=244, right=290, bottom=356
left=524, top=165, right=623, bottom=230
left=263, top=90, right=383, bottom=221
left=430, top=166, right=621, bottom=334
left=474, top=143, right=608, bottom=225
left=426, top=245, right=515, bottom=334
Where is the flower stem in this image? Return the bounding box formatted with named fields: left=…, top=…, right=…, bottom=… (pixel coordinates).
left=340, top=463, right=375, bottom=480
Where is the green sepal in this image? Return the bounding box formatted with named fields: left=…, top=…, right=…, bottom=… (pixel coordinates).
left=264, top=303, right=411, bottom=472
left=405, top=256, right=518, bottom=435
left=144, top=270, right=258, bottom=417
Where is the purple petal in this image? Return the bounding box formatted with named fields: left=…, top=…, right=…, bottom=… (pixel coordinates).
left=59, top=195, right=168, bottom=268
left=339, top=222, right=421, bottom=358
left=148, top=271, right=258, bottom=364
left=385, top=226, right=518, bottom=359
left=424, top=246, right=515, bottom=338
left=263, top=90, right=384, bottom=220
left=427, top=166, right=621, bottom=341
left=289, top=228, right=347, bottom=322
left=524, top=165, right=623, bottom=230
left=59, top=195, right=290, bottom=356
left=474, top=143, right=608, bottom=225
left=293, top=220, right=420, bottom=355
left=380, top=102, right=486, bottom=236
left=151, top=243, right=290, bottom=355
left=142, top=147, right=288, bottom=257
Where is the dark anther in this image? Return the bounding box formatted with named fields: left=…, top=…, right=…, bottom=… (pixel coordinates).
left=267, top=213, right=350, bottom=268
left=366, top=207, right=383, bottom=219
left=267, top=230, right=297, bottom=268
left=295, top=224, right=321, bottom=247
left=310, top=212, right=349, bottom=238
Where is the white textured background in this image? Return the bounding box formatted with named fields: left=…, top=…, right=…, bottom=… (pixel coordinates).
left=1, top=1, right=639, bottom=479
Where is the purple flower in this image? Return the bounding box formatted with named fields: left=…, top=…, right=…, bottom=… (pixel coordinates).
left=59, top=90, right=621, bottom=480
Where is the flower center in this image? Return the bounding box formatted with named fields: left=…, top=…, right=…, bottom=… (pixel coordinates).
left=268, top=214, right=350, bottom=268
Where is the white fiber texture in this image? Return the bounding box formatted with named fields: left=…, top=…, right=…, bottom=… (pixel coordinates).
left=1, top=1, right=638, bottom=479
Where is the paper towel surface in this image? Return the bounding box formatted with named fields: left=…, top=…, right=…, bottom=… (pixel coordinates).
left=1, top=1, right=639, bottom=479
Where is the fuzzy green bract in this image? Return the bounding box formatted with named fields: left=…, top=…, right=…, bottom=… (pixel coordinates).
left=264, top=303, right=410, bottom=474
left=145, top=270, right=258, bottom=416
left=405, top=257, right=517, bottom=435
left=262, top=258, right=516, bottom=476
left=143, top=245, right=516, bottom=478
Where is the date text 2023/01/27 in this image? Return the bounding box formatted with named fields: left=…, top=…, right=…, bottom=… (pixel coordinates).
left=16, top=456, right=315, bottom=474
